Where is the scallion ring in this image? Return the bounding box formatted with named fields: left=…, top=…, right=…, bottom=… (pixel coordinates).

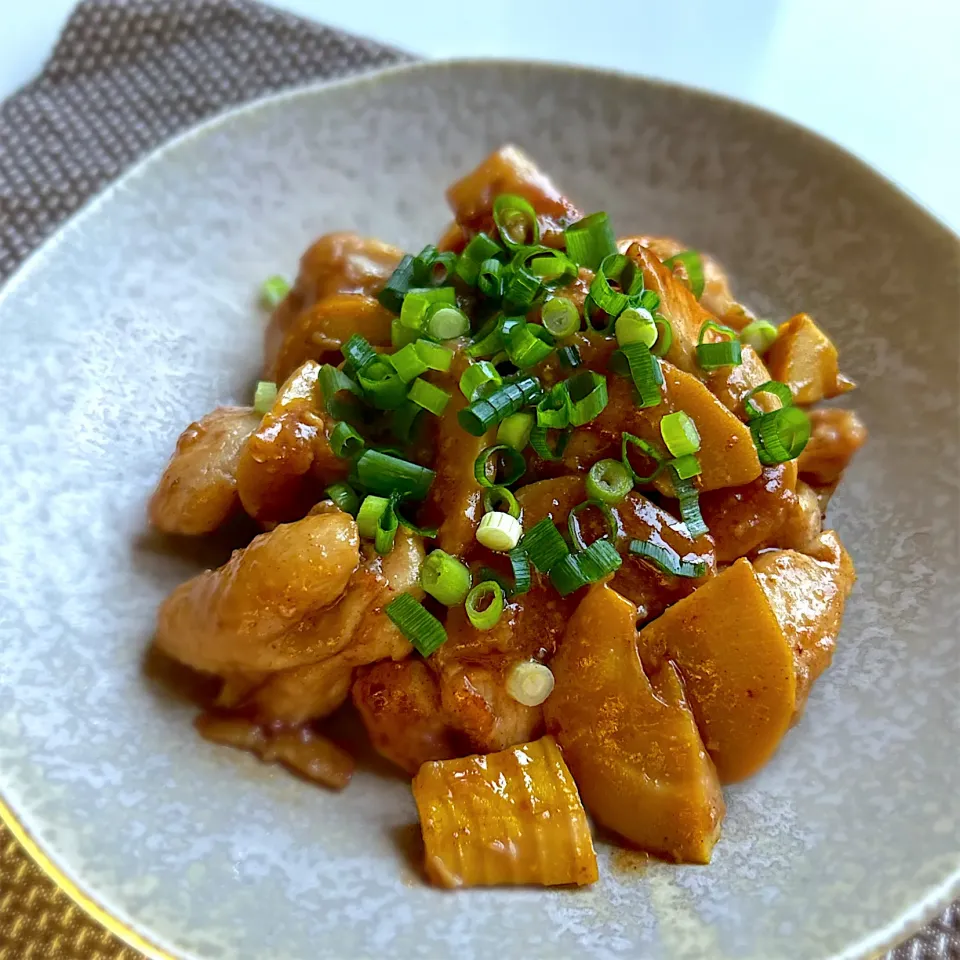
left=615, top=307, right=657, bottom=348
left=659, top=411, right=701, bottom=458
left=260, top=275, right=291, bottom=309
left=385, top=593, right=447, bottom=657
left=530, top=425, right=572, bottom=462
left=420, top=550, right=472, bottom=606
left=590, top=253, right=644, bottom=316
left=743, top=379, right=794, bottom=420
left=519, top=517, right=569, bottom=573
left=483, top=485, right=520, bottom=519
left=330, top=420, right=366, bottom=459
left=567, top=498, right=620, bottom=552
left=564, top=211, right=617, bottom=270
left=586, top=459, right=634, bottom=504
left=325, top=481, right=360, bottom=516
left=628, top=539, right=707, bottom=579
left=739, top=319, right=779, bottom=355
left=493, top=194, right=540, bottom=250
left=496, top=411, right=535, bottom=451
left=465, top=580, right=506, bottom=630
left=253, top=380, right=277, bottom=415
left=565, top=371, right=609, bottom=426
left=662, top=250, right=705, bottom=299
left=474, top=444, right=527, bottom=488
left=541, top=296, right=580, bottom=338
left=750, top=406, right=812, bottom=464
left=622, top=432, right=665, bottom=484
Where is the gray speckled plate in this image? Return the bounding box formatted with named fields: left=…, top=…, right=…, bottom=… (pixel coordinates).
left=0, top=60, right=957, bottom=960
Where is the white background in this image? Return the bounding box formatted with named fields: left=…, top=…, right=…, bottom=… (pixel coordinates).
left=1, top=0, right=958, bottom=232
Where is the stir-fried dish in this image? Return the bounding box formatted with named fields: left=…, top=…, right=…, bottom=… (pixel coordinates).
left=149, top=146, right=866, bottom=888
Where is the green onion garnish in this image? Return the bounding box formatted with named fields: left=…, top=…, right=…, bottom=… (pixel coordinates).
left=652, top=315, right=673, bottom=357
left=377, top=255, right=416, bottom=314
left=457, top=375, right=544, bottom=436
left=357, top=494, right=391, bottom=538
left=400, top=291, right=429, bottom=331
left=466, top=314, right=506, bottom=359
left=567, top=499, right=619, bottom=552
left=743, top=379, right=794, bottom=420
left=474, top=444, right=526, bottom=488
left=427, top=305, right=470, bottom=341
left=261, top=275, right=291, bottom=309
left=408, top=378, right=451, bottom=416
left=520, top=517, right=569, bottom=573
left=465, top=580, right=506, bottom=630
left=493, top=194, right=540, bottom=250
left=528, top=252, right=578, bottom=284
left=342, top=333, right=379, bottom=372
left=388, top=343, right=429, bottom=383
left=496, top=411, right=535, bottom=452
left=565, top=371, right=608, bottom=426
left=670, top=466, right=708, bottom=538
left=550, top=539, right=622, bottom=596
left=750, top=406, right=812, bottom=464
left=357, top=360, right=408, bottom=410
left=615, top=307, right=658, bottom=348
left=660, top=411, right=701, bottom=458
left=374, top=499, right=399, bottom=554
left=541, top=296, right=580, bottom=338
left=628, top=539, right=707, bottom=579
left=591, top=253, right=644, bottom=316
left=330, top=420, right=365, bottom=459
left=253, top=380, right=277, bottom=415
left=583, top=295, right=616, bottom=334
left=477, top=259, right=505, bottom=299
left=505, top=319, right=554, bottom=368
left=420, top=550, right=472, bottom=606
left=352, top=450, right=435, bottom=500
left=739, top=319, right=779, bottom=355
left=564, top=212, right=618, bottom=270
left=669, top=454, right=702, bottom=480
left=536, top=383, right=571, bottom=429
left=530, top=425, right=571, bottom=462
left=413, top=245, right=457, bottom=287
left=509, top=549, right=532, bottom=595
left=476, top=511, right=523, bottom=551
left=318, top=364, right=361, bottom=420
left=696, top=320, right=742, bottom=370
left=663, top=250, right=705, bottom=300
left=393, top=501, right=439, bottom=539
left=621, top=341, right=664, bottom=408
left=483, top=485, right=521, bottom=519
left=415, top=339, right=453, bottom=372
left=385, top=593, right=447, bottom=657
left=586, top=459, right=634, bottom=504
left=503, top=267, right=542, bottom=313
left=622, top=432, right=665, bottom=484
left=391, top=401, right=424, bottom=445
left=325, top=481, right=360, bottom=516
left=460, top=360, right=502, bottom=401
left=391, top=317, right=418, bottom=348
left=456, top=233, right=502, bottom=287
left=639, top=289, right=661, bottom=312
left=558, top=344, right=582, bottom=369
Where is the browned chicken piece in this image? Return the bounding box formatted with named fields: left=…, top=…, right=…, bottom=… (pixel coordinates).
left=516, top=476, right=715, bottom=623
left=264, top=231, right=402, bottom=374
left=236, top=360, right=348, bottom=523
left=149, top=406, right=262, bottom=535
left=446, top=144, right=582, bottom=249
left=765, top=313, right=855, bottom=404
left=352, top=659, right=460, bottom=774
left=155, top=509, right=360, bottom=676
left=702, top=344, right=782, bottom=417
left=797, top=408, right=868, bottom=485
left=620, top=235, right=755, bottom=330
left=753, top=529, right=855, bottom=721
left=266, top=293, right=394, bottom=384
left=777, top=480, right=824, bottom=554
left=195, top=713, right=353, bottom=789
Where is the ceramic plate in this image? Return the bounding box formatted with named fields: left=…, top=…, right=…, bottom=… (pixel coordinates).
left=0, top=60, right=957, bottom=960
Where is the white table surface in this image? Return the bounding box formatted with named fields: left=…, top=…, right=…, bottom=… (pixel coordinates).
left=1, top=0, right=958, bottom=234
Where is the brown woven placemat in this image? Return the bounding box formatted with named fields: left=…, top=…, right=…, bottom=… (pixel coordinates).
left=0, top=2, right=955, bottom=957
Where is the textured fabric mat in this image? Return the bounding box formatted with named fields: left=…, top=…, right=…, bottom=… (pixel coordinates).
left=0, top=1, right=954, bottom=957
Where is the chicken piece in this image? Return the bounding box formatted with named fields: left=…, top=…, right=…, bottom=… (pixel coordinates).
left=797, top=408, right=868, bottom=485
left=546, top=583, right=725, bottom=863
left=776, top=479, right=824, bottom=554
left=195, top=714, right=353, bottom=789
left=516, top=476, right=715, bottom=622
left=765, top=313, right=855, bottom=404
left=239, top=528, right=423, bottom=724
left=149, top=406, right=262, bottom=535
left=564, top=366, right=762, bottom=494
left=236, top=360, right=348, bottom=523
left=753, top=530, right=855, bottom=721
left=702, top=344, right=781, bottom=417
left=155, top=510, right=360, bottom=675
left=353, top=659, right=460, bottom=775
left=266, top=293, right=394, bottom=384
left=620, top=235, right=754, bottom=329
left=446, top=145, right=581, bottom=249
left=264, top=232, right=402, bottom=374
left=413, top=736, right=598, bottom=888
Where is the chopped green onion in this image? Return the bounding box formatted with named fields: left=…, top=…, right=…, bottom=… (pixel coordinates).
left=670, top=467, right=708, bottom=538
left=568, top=499, right=619, bottom=552
left=400, top=291, right=429, bottom=331
left=509, top=549, right=532, bottom=595
left=330, top=420, right=365, bottom=459
left=696, top=320, right=742, bottom=370
left=670, top=454, right=702, bottom=480
left=550, top=539, right=622, bottom=596
left=628, top=539, right=707, bottom=578
left=388, top=342, right=429, bottom=382
left=743, top=379, right=794, bottom=420
left=651, top=315, right=673, bottom=357
left=520, top=517, right=569, bottom=573
left=615, top=307, right=658, bottom=348
left=622, top=432, right=665, bottom=484
left=253, top=380, right=277, bottom=414
left=663, top=250, right=705, bottom=300
left=564, top=212, right=617, bottom=270
left=391, top=318, right=418, bottom=348
left=415, top=339, right=453, bottom=372
left=506, top=660, right=555, bottom=706
left=478, top=259, right=505, bottom=298
left=750, top=406, right=811, bottom=464
left=739, top=319, right=779, bottom=355
left=356, top=494, right=391, bottom=538
left=261, top=275, right=291, bottom=309
left=476, top=511, right=523, bottom=551
left=466, top=314, right=505, bottom=358
left=660, top=411, right=701, bottom=458
left=457, top=233, right=502, bottom=286
left=583, top=295, right=616, bottom=334
left=391, top=401, right=424, bottom=445
left=529, top=253, right=578, bottom=284
left=529, top=425, right=571, bottom=461
left=458, top=375, right=544, bottom=436
left=465, top=580, right=506, bottom=630
left=541, top=296, right=580, bottom=338
left=393, top=501, right=439, bottom=539
left=413, top=245, right=457, bottom=287
left=353, top=450, right=435, bottom=500
left=318, top=364, right=361, bottom=420
left=591, top=253, right=643, bottom=316
left=427, top=305, right=470, bottom=341
left=496, top=411, right=535, bottom=451
left=536, top=383, right=571, bottom=429
left=639, top=289, right=661, bottom=312
left=558, top=344, right=582, bottom=368
left=408, top=378, right=451, bottom=416
left=566, top=371, right=608, bottom=426
left=493, top=194, right=540, bottom=250
left=325, top=481, right=360, bottom=516
left=503, top=267, right=542, bottom=313
left=621, top=341, right=663, bottom=408
left=586, top=459, right=634, bottom=504
left=374, top=499, right=399, bottom=554
left=385, top=593, right=447, bottom=657
left=377, top=255, right=416, bottom=314
left=474, top=444, right=526, bottom=488
left=420, top=550, right=472, bottom=605
left=357, top=361, right=408, bottom=410
left=460, top=360, right=502, bottom=401
left=484, top=485, right=520, bottom=518
left=341, top=333, right=379, bottom=372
